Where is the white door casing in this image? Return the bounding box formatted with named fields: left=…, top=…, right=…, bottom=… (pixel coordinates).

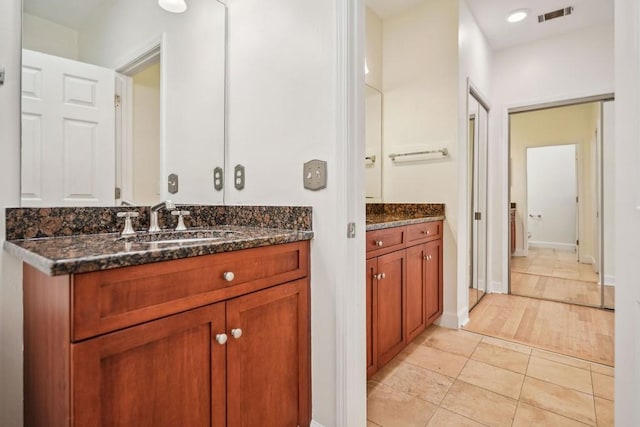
left=21, top=49, right=115, bottom=206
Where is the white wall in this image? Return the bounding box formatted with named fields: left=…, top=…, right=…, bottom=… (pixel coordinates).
left=380, top=0, right=461, bottom=326
left=365, top=6, right=382, bottom=91
left=132, top=62, right=161, bottom=206
left=22, top=13, right=79, bottom=60
left=458, top=0, right=492, bottom=310
left=526, top=144, right=577, bottom=249
left=225, top=0, right=365, bottom=425
left=602, top=100, right=615, bottom=287
left=0, top=1, right=24, bottom=425
left=490, top=23, right=614, bottom=293
left=614, top=0, right=640, bottom=423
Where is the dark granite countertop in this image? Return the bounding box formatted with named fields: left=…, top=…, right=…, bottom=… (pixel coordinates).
left=366, top=215, right=445, bottom=231
left=4, top=225, right=313, bottom=276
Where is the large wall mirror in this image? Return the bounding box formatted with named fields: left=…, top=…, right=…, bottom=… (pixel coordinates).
left=21, top=0, right=227, bottom=207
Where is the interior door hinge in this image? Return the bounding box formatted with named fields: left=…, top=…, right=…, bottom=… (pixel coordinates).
left=576, top=239, right=579, bottom=246
left=474, top=212, right=482, bottom=221
left=114, top=94, right=121, bottom=108
left=347, top=222, right=356, bottom=238
left=114, top=187, right=121, bottom=199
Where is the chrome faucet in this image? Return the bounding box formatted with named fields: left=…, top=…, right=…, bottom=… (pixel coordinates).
left=148, top=200, right=175, bottom=232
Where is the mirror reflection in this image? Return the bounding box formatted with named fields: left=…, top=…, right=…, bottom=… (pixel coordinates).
left=21, top=0, right=226, bottom=207
left=468, top=88, right=489, bottom=310
left=365, top=85, right=382, bottom=202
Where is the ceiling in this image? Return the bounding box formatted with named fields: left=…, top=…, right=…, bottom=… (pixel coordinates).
left=365, top=0, right=613, bottom=51
left=23, top=0, right=114, bottom=30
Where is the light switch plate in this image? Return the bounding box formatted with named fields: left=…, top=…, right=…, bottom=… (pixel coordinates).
left=303, top=159, right=327, bottom=191
left=168, top=173, right=179, bottom=194
left=234, top=164, right=245, bottom=190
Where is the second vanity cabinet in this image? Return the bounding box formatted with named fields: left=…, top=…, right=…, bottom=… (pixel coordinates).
left=366, top=221, right=443, bottom=378
left=23, top=241, right=310, bottom=427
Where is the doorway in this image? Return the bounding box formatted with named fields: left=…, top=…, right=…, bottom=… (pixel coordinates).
left=508, top=100, right=614, bottom=309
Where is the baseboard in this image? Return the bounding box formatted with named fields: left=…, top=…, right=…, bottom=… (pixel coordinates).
left=310, top=420, right=325, bottom=427
left=437, top=310, right=465, bottom=329
left=604, top=275, right=616, bottom=287
left=513, top=249, right=526, bottom=257
left=529, top=241, right=576, bottom=251
left=489, top=281, right=505, bottom=294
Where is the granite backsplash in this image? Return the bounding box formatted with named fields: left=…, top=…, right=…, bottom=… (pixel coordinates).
left=366, top=203, right=445, bottom=218
left=5, top=205, right=312, bottom=240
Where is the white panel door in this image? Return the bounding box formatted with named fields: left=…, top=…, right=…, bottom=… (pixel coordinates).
left=21, top=49, right=115, bottom=206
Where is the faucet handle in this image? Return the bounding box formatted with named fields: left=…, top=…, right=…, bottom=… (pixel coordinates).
left=116, top=211, right=139, bottom=236
left=171, top=210, right=190, bottom=231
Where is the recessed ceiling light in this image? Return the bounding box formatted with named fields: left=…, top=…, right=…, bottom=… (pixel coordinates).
left=159, top=0, right=187, bottom=13
left=507, top=9, right=529, bottom=23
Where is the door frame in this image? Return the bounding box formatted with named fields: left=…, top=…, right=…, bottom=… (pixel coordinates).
left=113, top=35, right=165, bottom=204
left=467, top=79, right=491, bottom=310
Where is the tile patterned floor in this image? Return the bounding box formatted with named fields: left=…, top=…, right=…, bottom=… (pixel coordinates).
left=367, top=325, right=614, bottom=426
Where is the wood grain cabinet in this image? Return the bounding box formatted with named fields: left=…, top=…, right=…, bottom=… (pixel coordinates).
left=23, top=241, right=310, bottom=427
left=366, top=221, right=443, bottom=378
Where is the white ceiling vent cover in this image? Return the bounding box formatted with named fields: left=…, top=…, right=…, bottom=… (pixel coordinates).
left=538, top=6, right=574, bottom=23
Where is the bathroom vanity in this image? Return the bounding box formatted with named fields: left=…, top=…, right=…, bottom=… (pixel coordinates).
left=365, top=204, right=444, bottom=378
left=5, top=206, right=313, bottom=427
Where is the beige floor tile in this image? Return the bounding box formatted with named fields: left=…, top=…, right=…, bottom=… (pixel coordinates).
left=367, top=383, right=437, bottom=427
left=402, top=343, right=468, bottom=378
left=520, top=377, right=596, bottom=426
left=532, top=348, right=591, bottom=370
left=526, top=356, right=592, bottom=394
left=592, top=372, right=614, bottom=400
left=471, top=341, right=530, bottom=374
left=422, top=327, right=483, bottom=357
left=591, top=362, right=614, bottom=377
left=513, top=402, right=590, bottom=426
left=426, top=407, right=485, bottom=427
left=595, top=396, right=614, bottom=426
left=380, top=360, right=454, bottom=405
left=458, top=359, right=525, bottom=399
left=370, top=358, right=402, bottom=384
left=480, top=335, right=532, bottom=355
left=441, top=381, right=517, bottom=427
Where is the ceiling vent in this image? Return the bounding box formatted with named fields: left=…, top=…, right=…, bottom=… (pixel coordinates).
left=538, top=6, right=574, bottom=23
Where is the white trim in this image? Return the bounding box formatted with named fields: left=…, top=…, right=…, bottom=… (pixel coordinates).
left=437, top=310, right=467, bottom=329
left=490, top=280, right=504, bottom=294
left=310, top=421, right=326, bottom=427
left=336, top=0, right=366, bottom=426
left=604, top=274, right=616, bottom=287
left=528, top=241, right=577, bottom=251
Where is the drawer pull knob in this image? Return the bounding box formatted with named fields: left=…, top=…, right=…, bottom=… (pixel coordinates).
left=231, top=328, right=243, bottom=339
left=215, top=333, right=228, bottom=345
left=375, top=240, right=384, bottom=247
left=223, top=271, right=235, bottom=282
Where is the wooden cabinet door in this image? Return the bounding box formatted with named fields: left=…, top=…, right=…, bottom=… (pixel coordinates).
left=226, top=279, right=310, bottom=427
left=376, top=250, right=407, bottom=367
left=406, top=244, right=427, bottom=342
left=425, top=239, right=443, bottom=324
left=366, top=258, right=378, bottom=378
left=72, top=303, right=226, bottom=427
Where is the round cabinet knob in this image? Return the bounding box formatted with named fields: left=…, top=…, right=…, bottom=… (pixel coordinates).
left=377, top=273, right=385, bottom=280
left=421, top=230, right=431, bottom=235
left=423, top=255, right=429, bottom=260
left=223, top=271, right=235, bottom=282
left=215, top=333, right=228, bottom=345
left=375, top=240, right=384, bottom=247
left=231, top=328, right=243, bottom=339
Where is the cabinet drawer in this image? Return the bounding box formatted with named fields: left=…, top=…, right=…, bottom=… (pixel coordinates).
left=406, top=221, right=441, bottom=244
left=72, top=241, right=309, bottom=341
left=366, top=227, right=406, bottom=258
